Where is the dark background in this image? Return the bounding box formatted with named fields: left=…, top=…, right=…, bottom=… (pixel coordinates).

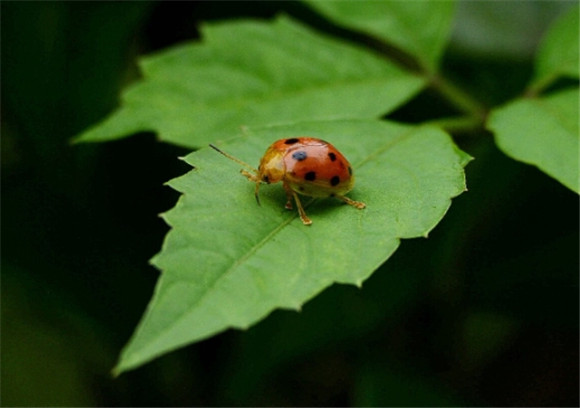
left=2, top=1, right=578, bottom=406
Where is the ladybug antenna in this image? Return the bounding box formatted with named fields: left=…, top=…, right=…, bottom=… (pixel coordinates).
left=210, top=143, right=263, bottom=206
left=209, top=144, right=259, bottom=174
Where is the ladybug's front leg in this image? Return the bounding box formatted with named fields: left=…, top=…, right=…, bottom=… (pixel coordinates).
left=240, top=169, right=258, bottom=182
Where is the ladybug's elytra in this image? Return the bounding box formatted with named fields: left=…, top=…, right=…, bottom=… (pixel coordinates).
left=210, top=137, right=365, bottom=225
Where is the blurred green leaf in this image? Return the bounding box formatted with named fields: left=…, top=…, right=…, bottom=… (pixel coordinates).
left=114, top=119, right=470, bottom=374
left=2, top=1, right=152, bottom=190
left=449, top=2, right=573, bottom=61
left=303, top=0, right=456, bottom=71
left=532, top=4, right=579, bottom=90
left=2, top=2, right=152, bottom=139
left=487, top=88, right=579, bottom=193
left=75, top=16, right=424, bottom=148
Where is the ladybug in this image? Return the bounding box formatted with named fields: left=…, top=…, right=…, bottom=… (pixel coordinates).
left=210, top=137, right=365, bottom=225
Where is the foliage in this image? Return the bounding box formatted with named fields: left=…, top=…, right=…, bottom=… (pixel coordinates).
left=76, top=17, right=424, bottom=147
left=488, top=88, right=579, bottom=193
left=531, top=6, right=579, bottom=91
left=303, top=0, right=455, bottom=70
left=73, top=1, right=579, bottom=374
left=488, top=7, right=579, bottom=193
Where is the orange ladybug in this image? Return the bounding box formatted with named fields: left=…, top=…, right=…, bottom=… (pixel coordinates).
left=210, top=137, right=365, bottom=225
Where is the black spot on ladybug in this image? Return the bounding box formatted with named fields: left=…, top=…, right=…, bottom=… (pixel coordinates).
left=292, top=151, right=308, bottom=161
left=284, top=138, right=299, bottom=145
left=305, top=171, right=316, bottom=181
left=348, top=166, right=352, bottom=175
left=328, top=152, right=337, bottom=161
left=330, top=176, right=340, bottom=186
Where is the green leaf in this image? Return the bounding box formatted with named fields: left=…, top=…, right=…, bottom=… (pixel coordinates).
left=114, top=119, right=470, bottom=374
left=75, top=16, right=424, bottom=148
left=303, top=0, right=456, bottom=71
left=532, top=4, right=579, bottom=90
left=487, top=88, right=579, bottom=193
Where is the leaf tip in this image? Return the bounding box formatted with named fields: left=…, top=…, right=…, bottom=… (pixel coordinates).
left=110, top=364, right=123, bottom=379
left=69, top=136, right=82, bottom=146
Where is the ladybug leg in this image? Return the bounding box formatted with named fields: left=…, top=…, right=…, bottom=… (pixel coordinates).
left=253, top=180, right=262, bottom=206
left=282, top=182, right=293, bottom=210
left=240, top=170, right=262, bottom=206
left=335, top=194, right=366, bottom=209
left=291, top=191, right=312, bottom=226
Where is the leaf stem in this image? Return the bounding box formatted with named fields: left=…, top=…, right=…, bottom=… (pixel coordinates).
left=524, top=73, right=557, bottom=98
left=428, top=72, right=488, bottom=123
